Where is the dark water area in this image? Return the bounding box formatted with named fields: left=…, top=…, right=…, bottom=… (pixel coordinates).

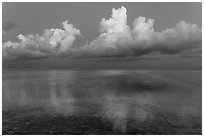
left=2, top=70, right=202, bottom=135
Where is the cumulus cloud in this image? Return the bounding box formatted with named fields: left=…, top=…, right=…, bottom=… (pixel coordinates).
left=3, top=20, right=81, bottom=61
left=75, top=6, right=201, bottom=58
left=2, top=6, right=202, bottom=61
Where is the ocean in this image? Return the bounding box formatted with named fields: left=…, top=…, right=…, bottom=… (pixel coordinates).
left=2, top=70, right=202, bottom=134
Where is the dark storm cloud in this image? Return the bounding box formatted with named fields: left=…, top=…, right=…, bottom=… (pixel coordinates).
left=2, top=21, right=18, bottom=32
left=2, top=6, right=202, bottom=61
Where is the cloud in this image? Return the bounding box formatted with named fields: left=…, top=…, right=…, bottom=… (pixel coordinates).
left=75, top=6, right=201, bottom=58
left=2, top=6, right=202, bottom=61
left=3, top=20, right=81, bottom=61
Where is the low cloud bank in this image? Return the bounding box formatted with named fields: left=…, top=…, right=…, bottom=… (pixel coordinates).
left=3, top=6, right=202, bottom=61
left=3, top=21, right=81, bottom=61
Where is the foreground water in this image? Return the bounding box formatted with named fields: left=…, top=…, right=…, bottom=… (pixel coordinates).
left=2, top=70, right=202, bottom=134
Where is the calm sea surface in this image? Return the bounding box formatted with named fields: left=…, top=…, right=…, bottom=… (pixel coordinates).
left=2, top=70, right=202, bottom=134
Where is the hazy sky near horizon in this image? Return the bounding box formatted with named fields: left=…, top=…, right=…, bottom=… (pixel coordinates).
left=2, top=2, right=202, bottom=69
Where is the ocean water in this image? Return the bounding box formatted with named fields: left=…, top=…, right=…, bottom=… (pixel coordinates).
left=2, top=70, right=202, bottom=134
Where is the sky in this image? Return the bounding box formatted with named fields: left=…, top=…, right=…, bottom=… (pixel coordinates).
left=2, top=2, right=202, bottom=70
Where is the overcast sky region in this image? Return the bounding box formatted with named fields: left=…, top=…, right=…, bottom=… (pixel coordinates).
left=2, top=2, right=202, bottom=70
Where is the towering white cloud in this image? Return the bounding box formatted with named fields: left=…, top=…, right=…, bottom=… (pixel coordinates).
left=2, top=6, right=202, bottom=61
left=74, top=6, right=201, bottom=58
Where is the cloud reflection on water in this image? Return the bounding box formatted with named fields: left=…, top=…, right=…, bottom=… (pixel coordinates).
left=2, top=70, right=202, bottom=132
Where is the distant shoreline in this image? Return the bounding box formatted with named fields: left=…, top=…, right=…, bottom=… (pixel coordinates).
left=2, top=68, right=202, bottom=72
